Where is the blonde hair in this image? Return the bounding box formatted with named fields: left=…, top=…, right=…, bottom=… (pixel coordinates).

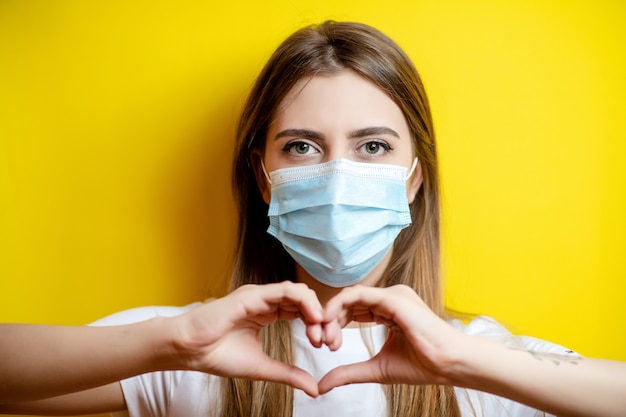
left=225, top=21, right=460, bottom=417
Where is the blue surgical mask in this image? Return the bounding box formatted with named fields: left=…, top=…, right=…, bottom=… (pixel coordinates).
left=263, top=157, right=417, bottom=287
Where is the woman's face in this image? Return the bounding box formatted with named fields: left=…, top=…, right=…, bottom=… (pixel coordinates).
left=258, top=70, right=422, bottom=203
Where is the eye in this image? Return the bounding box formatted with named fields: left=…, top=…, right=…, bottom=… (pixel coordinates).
left=282, top=140, right=319, bottom=156
left=360, top=140, right=393, bottom=156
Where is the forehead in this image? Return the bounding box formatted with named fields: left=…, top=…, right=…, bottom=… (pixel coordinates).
left=269, top=70, right=409, bottom=135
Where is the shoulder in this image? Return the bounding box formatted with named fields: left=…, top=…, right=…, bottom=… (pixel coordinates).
left=449, top=315, right=575, bottom=355
left=89, top=302, right=203, bottom=326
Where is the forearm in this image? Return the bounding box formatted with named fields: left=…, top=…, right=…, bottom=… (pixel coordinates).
left=0, top=283, right=324, bottom=405
left=0, top=318, right=178, bottom=403
left=452, top=336, right=626, bottom=417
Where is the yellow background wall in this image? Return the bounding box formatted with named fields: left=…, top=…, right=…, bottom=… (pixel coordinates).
left=0, top=0, right=624, bottom=414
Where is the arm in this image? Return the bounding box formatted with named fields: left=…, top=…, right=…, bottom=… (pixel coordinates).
left=0, top=281, right=327, bottom=411
left=457, top=334, right=626, bottom=417
left=0, top=384, right=125, bottom=415
left=0, top=319, right=174, bottom=404
left=319, top=285, right=626, bottom=417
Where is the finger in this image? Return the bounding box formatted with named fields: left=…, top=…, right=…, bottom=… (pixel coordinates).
left=321, top=319, right=343, bottom=351
left=323, top=286, right=394, bottom=326
left=324, top=285, right=419, bottom=330
left=241, top=282, right=324, bottom=325
left=303, top=320, right=343, bottom=351
left=254, top=356, right=319, bottom=398
left=317, top=359, right=382, bottom=395
left=305, top=323, right=323, bottom=348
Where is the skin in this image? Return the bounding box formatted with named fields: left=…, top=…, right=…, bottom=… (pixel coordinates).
left=2, top=71, right=626, bottom=417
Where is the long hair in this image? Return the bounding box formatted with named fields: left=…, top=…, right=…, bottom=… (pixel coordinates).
left=224, top=21, right=460, bottom=417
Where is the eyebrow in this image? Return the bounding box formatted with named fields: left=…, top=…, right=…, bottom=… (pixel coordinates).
left=274, top=126, right=400, bottom=140
left=275, top=129, right=324, bottom=140
left=348, top=126, right=399, bottom=139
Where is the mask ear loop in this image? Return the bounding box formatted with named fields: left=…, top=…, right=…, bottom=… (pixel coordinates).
left=260, top=159, right=273, bottom=185
left=404, top=157, right=419, bottom=181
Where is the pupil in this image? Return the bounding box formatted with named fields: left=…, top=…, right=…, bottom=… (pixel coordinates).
left=297, top=143, right=309, bottom=153
left=367, top=143, right=379, bottom=153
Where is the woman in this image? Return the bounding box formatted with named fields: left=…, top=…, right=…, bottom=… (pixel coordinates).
left=226, top=19, right=453, bottom=416
left=1, top=21, right=625, bottom=417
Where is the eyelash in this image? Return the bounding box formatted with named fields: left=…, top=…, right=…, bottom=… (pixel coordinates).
left=281, top=140, right=317, bottom=155
left=362, top=141, right=393, bottom=155
left=281, top=140, right=394, bottom=157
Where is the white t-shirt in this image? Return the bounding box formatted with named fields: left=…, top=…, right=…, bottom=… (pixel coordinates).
left=92, top=304, right=575, bottom=417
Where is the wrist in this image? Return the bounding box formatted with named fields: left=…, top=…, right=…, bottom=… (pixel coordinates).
left=435, top=333, right=494, bottom=389
left=136, top=316, right=190, bottom=372
left=444, top=334, right=530, bottom=394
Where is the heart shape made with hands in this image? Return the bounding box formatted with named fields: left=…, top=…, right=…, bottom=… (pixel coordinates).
left=222, top=283, right=446, bottom=398
left=243, top=307, right=384, bottom=398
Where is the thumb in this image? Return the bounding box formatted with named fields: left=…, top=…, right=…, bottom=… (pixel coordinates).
left=255, top=357, right=320, bottom=398
left=318, top=359, right=381, bottom=395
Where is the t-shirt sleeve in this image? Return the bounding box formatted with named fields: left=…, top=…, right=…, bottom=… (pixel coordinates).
left=118, top=370, right=188, bottom=417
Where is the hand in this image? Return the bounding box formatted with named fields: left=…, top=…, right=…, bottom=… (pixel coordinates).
left=318, top=284, right=468, bottom=394
left=169, top=281, right=332, bottom=397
